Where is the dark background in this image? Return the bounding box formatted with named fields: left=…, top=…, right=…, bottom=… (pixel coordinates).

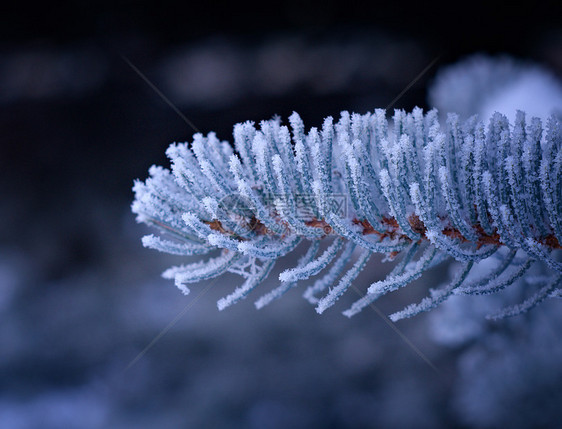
left=1, top=2, right=561, bottom=428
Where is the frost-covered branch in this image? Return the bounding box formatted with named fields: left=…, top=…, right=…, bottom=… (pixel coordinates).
left=132, top=108, right=561, bottom=319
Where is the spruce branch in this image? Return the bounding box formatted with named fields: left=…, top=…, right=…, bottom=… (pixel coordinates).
left=132, top=108, right=562, bottom=319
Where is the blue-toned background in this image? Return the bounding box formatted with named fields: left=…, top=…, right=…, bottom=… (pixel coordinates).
left=1, top=3, right=561, bottom=428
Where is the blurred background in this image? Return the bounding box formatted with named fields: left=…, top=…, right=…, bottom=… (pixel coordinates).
left=1, top=2, right=561, bottom=428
